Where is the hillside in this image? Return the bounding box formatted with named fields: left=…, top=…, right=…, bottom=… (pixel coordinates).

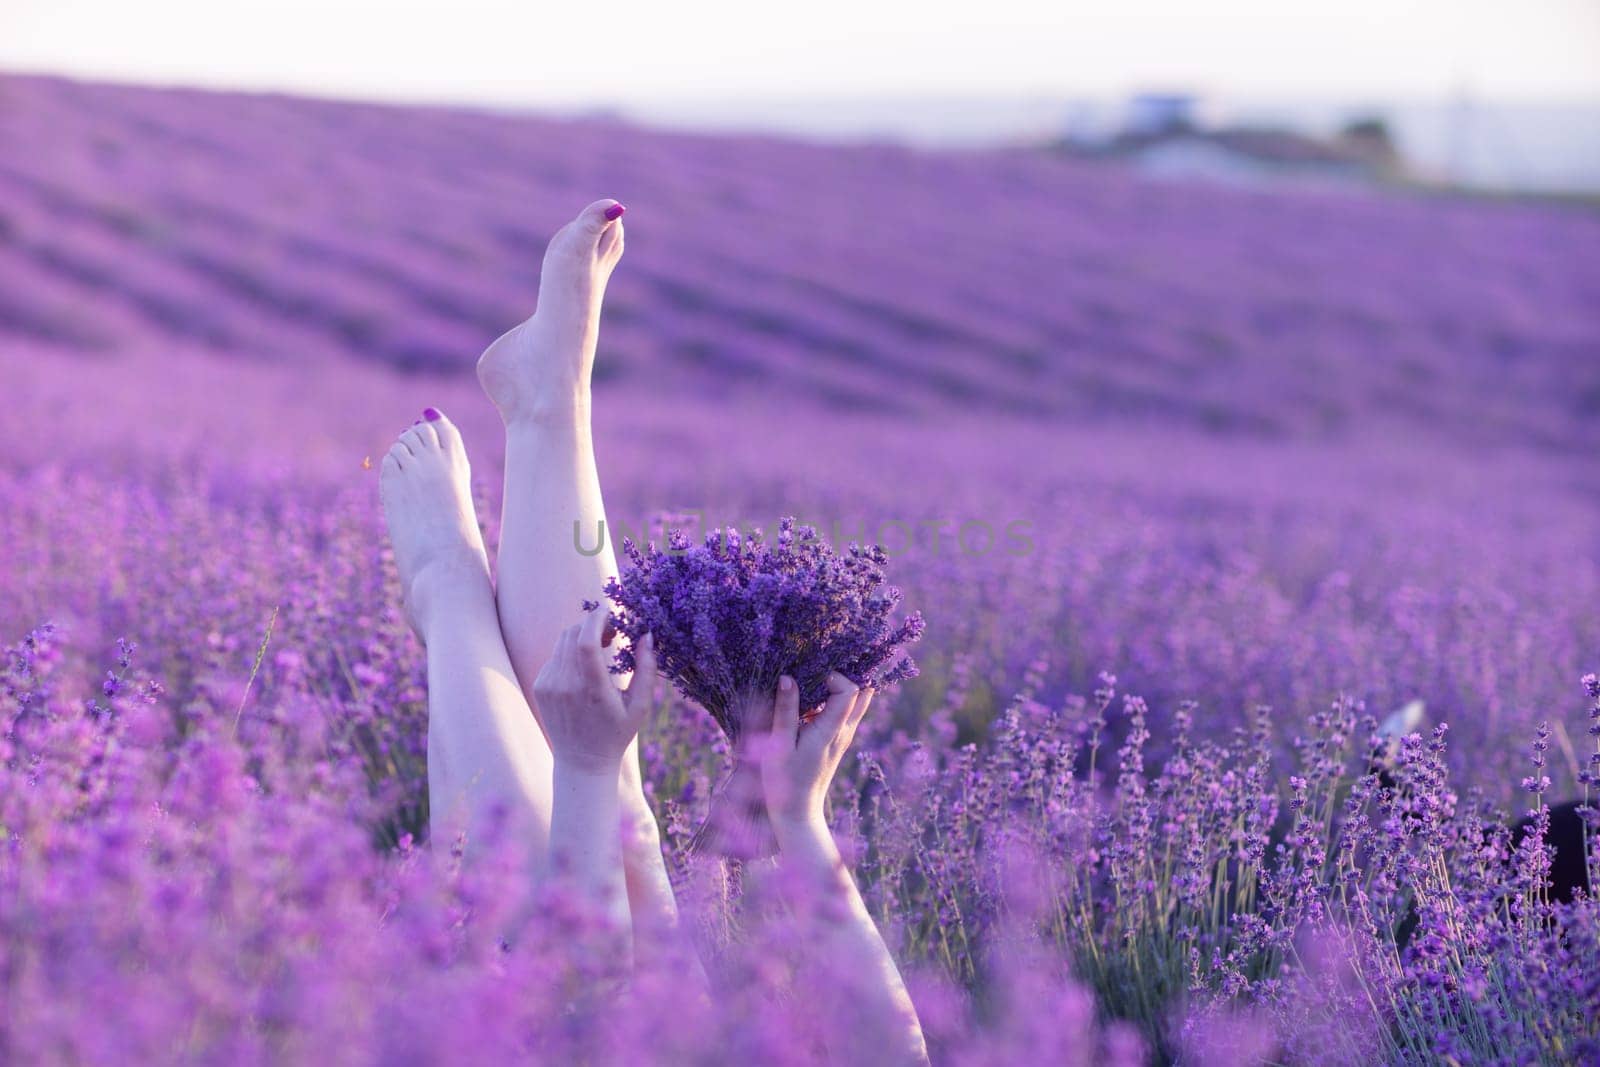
left=3, top=74, right=1597, bottom=451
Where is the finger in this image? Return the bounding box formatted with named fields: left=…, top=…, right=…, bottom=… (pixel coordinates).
left=801, top=671, right=859, bottom=757
left=571, top=610, right=610, bottom=682
left=772, top=675, right=800, bottom=748
left=579, top=600, right=609, bottom=650
left=533, top=630, right=569, bottom=693
left=625, top=633, right=657, bottom=710
left=552, top=622, right=580, bottom=669
left=847, top=686, right=875, bottom=730
left=833, top=687, right=876, bottom=753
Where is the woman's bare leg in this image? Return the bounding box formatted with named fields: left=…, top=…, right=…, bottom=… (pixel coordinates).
left=477, top=200, right=683, bottom=943
left=380, top=409, right=552, bottom=857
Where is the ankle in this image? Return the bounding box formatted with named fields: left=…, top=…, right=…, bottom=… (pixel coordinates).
left=502, top=388, right=591, bottom=432
left=409, top=550, right=493, bottom=635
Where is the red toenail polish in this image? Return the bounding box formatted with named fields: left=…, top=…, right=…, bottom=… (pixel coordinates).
left=423, top=407, right=442, bottom=421
left=604, top=203, right=626, bottom=221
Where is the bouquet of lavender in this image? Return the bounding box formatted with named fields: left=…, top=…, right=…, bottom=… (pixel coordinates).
left=596, top=517, right=923, bottom=857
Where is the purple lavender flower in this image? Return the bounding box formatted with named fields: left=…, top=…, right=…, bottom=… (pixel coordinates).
left=598, top=518, right=923, bottom=856
left=600, top=517, right=924, bottom=736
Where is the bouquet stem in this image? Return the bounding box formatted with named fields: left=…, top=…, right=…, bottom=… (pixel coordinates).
left=692, top=694, right=779, bottom=859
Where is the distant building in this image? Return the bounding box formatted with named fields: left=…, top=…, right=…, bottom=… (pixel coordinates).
left=1124, top=93, right=1198, bottom=137
left=1074, top=97, right=1402, bottom=186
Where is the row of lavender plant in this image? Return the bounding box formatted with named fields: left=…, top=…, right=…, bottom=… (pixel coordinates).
left=6, top=606, right=1596, bottom=1062
left=5, top=73, right=1597, bottom=447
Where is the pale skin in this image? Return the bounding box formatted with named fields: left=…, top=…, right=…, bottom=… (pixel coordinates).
left=476, top=200, right=681, bottom=941
left=378, top=408, right=674, bottom=954
left=377, top=410, right=551, bottom=856
left=380, top=199, right=676, bottom=944
left=379, top=201, right=925, bottom=1054
left=758, top=673, right=931, bottom=1066
left=532, top=608, right=657, bottom=942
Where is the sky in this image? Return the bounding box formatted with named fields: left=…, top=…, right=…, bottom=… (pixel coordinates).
left=4, top=0, right=1599, bottom=108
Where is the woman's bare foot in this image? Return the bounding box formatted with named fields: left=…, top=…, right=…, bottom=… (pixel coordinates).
left=477, top=199, right=626, bottom=423
left=379, top=409, right=490, bottom=639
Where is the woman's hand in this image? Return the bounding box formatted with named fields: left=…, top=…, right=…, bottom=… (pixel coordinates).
left=532, top=607, right=656, bottom=773
left=758, top=671, right=874, bottom=844
left=534, top=610, right=657, bottom=945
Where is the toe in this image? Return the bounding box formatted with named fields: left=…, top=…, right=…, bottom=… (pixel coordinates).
left=386, top=442, right=410, bottom=468
left=578, top=198, right=625, bottom=234
left=426, top=408, right=464, bottom=452
left=400, top=423, right=437, bottom=454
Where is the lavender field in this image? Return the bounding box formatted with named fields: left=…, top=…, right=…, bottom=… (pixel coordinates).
left=3, top=73, right=1600, bottom=1064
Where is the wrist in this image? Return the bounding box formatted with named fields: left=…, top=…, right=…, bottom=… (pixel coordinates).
left=553, top=754, right=624, bottom=788
left=770, top=810, right=835, bottom=855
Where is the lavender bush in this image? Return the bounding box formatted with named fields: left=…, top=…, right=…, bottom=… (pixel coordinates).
left=2, top=72, right=1599, bottom=1064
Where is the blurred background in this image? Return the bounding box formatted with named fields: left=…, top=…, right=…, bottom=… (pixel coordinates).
left=7, top=0, right=1600, bottom=193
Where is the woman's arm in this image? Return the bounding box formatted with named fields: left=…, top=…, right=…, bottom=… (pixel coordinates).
left=759, top=673, right=930, bottom=1066
left=532, top=608, right=657, bottom=941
